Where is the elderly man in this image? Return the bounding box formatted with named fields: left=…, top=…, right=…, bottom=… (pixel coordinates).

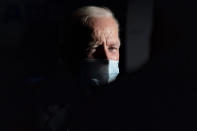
left=36, top=6, right=124, bottom=131
left=61, top=6, right=121, bottom=88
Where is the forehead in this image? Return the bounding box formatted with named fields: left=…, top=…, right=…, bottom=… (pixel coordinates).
left=87, top=17, right=120, bottom=45
left=87, top=17, right=118, bottom=30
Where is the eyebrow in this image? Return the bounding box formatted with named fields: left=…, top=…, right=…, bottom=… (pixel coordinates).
left=88, top=41, right=120, bottom=48
left=108, top=43, right=120, bottom=47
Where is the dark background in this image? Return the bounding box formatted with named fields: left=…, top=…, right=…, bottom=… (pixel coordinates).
left=1, top=0, right=197, bottom=130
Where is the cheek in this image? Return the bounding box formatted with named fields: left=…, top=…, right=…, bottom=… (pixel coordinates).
left=87, top=51, right=95, bottom=59
left=115, top=51, right=120, bottom=61
left=109, top=51, right=119, bottom=61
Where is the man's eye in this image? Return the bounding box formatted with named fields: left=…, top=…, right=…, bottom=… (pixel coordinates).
left=85, top=47, right=97, bottom=53
left=90, top=47, right=97, bottom=52
left=109, top=47, right=118, bottom=51
left=86, top=46, right=96, bottom=51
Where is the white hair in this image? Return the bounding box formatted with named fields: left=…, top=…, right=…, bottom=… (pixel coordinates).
left=72, top=6, right=119, bottom=26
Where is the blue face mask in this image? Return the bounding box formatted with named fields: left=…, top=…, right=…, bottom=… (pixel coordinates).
left=79, top=59, right=119, bottom=87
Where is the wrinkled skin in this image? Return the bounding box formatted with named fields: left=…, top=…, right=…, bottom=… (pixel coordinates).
left=85, top=17, right=120, bottom=61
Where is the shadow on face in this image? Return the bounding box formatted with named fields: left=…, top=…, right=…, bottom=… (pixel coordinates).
left=85, top=17, right=120, bottom=61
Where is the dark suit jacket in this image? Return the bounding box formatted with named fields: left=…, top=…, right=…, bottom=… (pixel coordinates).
left=35, top=74, right=153, bottom=131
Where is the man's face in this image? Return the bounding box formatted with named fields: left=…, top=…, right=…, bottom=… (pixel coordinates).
left=84, top=17, right=120, bottom=61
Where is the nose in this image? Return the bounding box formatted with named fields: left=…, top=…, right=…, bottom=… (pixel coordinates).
left=93, top=44, right=110, bottom=60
